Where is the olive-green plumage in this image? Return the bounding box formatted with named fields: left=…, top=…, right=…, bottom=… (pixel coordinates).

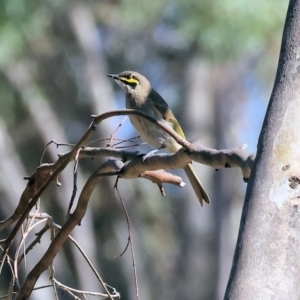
left=108, top=71, right=210, bottom=205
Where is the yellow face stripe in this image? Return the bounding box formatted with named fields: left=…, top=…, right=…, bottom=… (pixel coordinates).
left=120, top=77, right=139, bottom=85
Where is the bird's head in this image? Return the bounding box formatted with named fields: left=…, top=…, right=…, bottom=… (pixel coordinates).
left=107, top=71, right=151, bottom=96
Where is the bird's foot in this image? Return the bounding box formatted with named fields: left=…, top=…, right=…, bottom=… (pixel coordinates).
left=142, top=149, right=159, bottom=162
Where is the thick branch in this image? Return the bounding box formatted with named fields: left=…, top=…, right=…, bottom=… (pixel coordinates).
left=80, top=144, right=254, bottom=180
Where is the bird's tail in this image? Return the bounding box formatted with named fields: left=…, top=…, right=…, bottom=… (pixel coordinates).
left=184, top=163, right=210, bottom=206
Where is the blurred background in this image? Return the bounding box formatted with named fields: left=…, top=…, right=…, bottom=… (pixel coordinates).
left=0, top=0, right=288, bottom=299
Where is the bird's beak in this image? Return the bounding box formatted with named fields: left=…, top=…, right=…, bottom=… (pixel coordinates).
left=107, top=74, right=120, bottom=80
left=107, top=73, right=129, bottom=92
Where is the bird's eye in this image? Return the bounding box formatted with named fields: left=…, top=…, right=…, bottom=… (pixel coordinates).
left=120, top=74, right=138, bottom=87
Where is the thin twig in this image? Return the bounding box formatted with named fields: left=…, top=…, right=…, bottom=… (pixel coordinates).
left=67, top=147, right=82, bottom=217
left=0, top=285, right=53, bottom=300
left=52, top=278, right=120, bottom=299
left=107, top=117, right=128, bottom=147
left=7, top=257, right=15, bottom=300
left=85, top=137, right=111, bottom=146
left=111, top=136, right=140, bottom=148
left=115, top=239, right=130, bottom=258
left=17, top=220, right=51, bottom=267
left=114, top=184, right=140, bottom=300
left=14, top=203, right=41, bottom=286
left=40, top=140, right=56, bottom=165
left=40, top=140, right=76, bottom=165
left=52, top=223, right=118, bottom=300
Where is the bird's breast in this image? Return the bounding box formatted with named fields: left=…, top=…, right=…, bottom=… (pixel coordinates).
left=125, top=94, right=181, bottom=152
left=128, top=114, right=180, bottom=152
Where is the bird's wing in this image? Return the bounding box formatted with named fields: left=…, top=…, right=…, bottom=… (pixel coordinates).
left=149, top=88, right=186, bottom=139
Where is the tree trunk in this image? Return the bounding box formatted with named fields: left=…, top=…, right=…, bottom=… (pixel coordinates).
left=225, top=0, right=300, bottom=299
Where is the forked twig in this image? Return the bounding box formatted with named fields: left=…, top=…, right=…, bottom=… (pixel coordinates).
left=40, top=140, right=75, bottom=165
left=107, top=117, right=128, bottom=147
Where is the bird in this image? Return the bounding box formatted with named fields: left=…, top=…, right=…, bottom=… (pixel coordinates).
left=107, top=70, right=210, bottom=205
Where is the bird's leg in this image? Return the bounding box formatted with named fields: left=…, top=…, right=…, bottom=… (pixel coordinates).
left=142, top=145, right=165, bottom=162
left=142, top=149, right=159, bottom=161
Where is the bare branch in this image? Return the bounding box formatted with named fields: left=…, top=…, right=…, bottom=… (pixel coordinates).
left=0, top=120, right=97, bottom=272
left=1, top=107, right=256, bottom=299
left=15, top=159, right=123, bottom=299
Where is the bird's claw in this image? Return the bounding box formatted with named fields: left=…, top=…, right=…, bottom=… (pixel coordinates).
left=142, top=149, right=159, bottom=162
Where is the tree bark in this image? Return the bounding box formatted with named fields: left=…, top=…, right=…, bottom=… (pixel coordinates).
left=225, top=0, right=300, bottom=299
